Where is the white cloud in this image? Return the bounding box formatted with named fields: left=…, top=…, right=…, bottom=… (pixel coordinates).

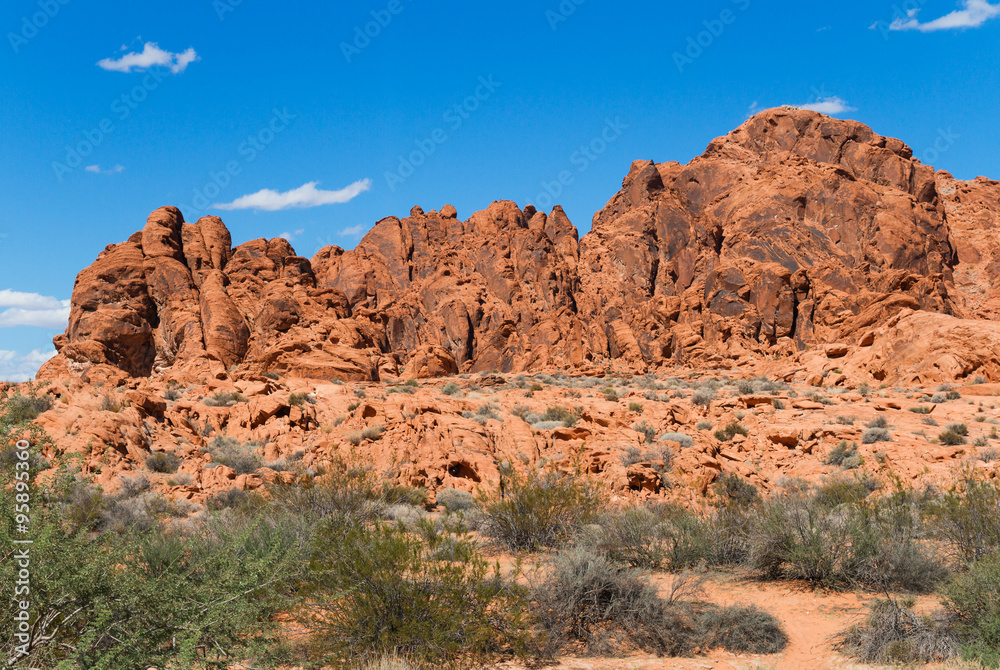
left=0, top=290, right=70, bottom=329
left=890, top=0, right=1000, bottom=31
left=97, top=42, right=199, bottom=74
left=794, top=96, right=857, bottom=115
left=214, top=179, right=372, bottom=212
left=85, top=164, right=125, bottom=175
left=278, top=228, right=306, bottom=242
left=339, top=224, right=368, bottom=237
left=0, top=349, right=57, bottom=383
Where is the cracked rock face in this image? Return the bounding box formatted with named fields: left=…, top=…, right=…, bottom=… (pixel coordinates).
left=39, top=108, right=1000, bottom=386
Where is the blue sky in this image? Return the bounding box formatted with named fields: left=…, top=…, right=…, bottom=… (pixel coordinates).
left=1, top=0, right=998, bottom=381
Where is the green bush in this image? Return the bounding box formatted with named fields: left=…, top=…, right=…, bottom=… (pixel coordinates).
left=926, top=472, right=1000, bottom=563
left=943, top=553, right=1000, bottom=667
left=479, top=468, right=601, bottom=552
left=301, top=520, right=531, bottom=667
left=441, top=382, right=461, bottom=396
left=2, top=393, right=52, bottom=424
left=0, top=472, right=301, bottom=669
left=628, top=401, right=644, bottom=412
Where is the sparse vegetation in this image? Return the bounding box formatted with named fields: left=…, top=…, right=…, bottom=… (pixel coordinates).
left=479, top=467, right=602, bottom=552
left=206, top=435, right=262, bottom=474
left=145, top=450, right=181, bottom=474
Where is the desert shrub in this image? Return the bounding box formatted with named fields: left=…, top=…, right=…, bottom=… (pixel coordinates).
left=868, top=415, right=889, bottom=429
left=262, top=371, right=280, bottom=380
left=714, top=473, right=760, bottom=507
left=836, top=415, right=856, bottom=425
left=479, top=468, right=602, bottom=552
left=931, top=393, right=948, bottom=403
left=910, top=405, right=932, bottom=414
left=2, top=393, right=52, bottom=424
left=658, top=431, right=693, bottom=448
left=947, top=422, right=970, bottom=436
left=206, top=435, right=262, bottom=474
left=532, top=547, right=696, bottom=656
left=602, top=388, right=619, bottom=402
left=735, top=379, right=755, bottom=395
left=862, top=427, right=892, bottom=444
left=697, top=604, right=788, bottom=654
left=145, top=450, right=181, bottom=474
left=166, top=472, right=194, bottom=487
left=118, top=474, right=152, bottom=498
left=628, top=401, right=644, bottom=412
left=207, top=487, right=260, bottom=512
left=436, top=488, right=476, bottom=513
left=289, top=392, right=316, bottom=407
left=692, top=388, right=716, bottom=407
left=99, top=395, right=123, bottom=412
left=539, top=405, right=579, bottom=427
left=203, top=390, right=247, bottom=407
left=926, top=472, right=1000, bottom=563
left=633, top=421, right=656, bottom=443
left=714, top=421, right=748, bottom=442
left=475, top=404, right=502, bottom=422
left=582, top=507, right=674, bottom=570
left=825, top=440, right=861, bottom=469
left=940, top=430, right=968, bottom=446
left=835, top=598, right=957, bottom=664
left=0, top=473, right=301, bottom=669
left=943, top=553, right=1000, bottom=667
left=748, top=487, right=945, bottom=591
left=923, top=415, right=940, bottom=426
left=301, top=520, right=531, bottom=666
left=980, top=447, right=1000, bottom=463
left=696, top=420, right=713, bottom=430
left=163, top=388, right=181, bottom=401
left=267, top=461, right=394, bottom=529
left=441, top=382, right=461, bottom=396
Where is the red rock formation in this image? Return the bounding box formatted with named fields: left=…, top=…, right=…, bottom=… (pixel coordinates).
left=38, top=108, right=1000, bottom=385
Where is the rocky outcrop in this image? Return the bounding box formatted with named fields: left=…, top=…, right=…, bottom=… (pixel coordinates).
left=39, top=108, right=1000, bottom=385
